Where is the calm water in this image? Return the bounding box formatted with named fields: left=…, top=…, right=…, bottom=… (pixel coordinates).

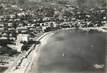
left=30, top=30, right=107, bottom=73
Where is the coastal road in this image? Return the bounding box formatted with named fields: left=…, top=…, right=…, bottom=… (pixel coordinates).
left=27, top=30, right=106, bottom=73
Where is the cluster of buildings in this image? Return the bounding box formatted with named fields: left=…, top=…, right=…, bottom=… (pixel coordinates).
left=0, top=1, right=106, bottom=71
left=0, top=2, right=106, bottom=46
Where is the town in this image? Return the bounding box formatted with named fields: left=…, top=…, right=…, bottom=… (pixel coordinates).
left=0, top=0, right=106, bottom=73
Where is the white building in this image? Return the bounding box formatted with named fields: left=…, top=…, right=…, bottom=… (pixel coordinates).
left=16, top=34, right=30, bottom=52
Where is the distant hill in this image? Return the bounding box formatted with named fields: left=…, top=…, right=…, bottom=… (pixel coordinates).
left=29, top=0, right=106, bottom=8
left=0, top=0, right=106, bottom=8
left=0, top=0, right=28, bottom=5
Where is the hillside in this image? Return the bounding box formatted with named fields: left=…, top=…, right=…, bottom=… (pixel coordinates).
left=0, top=0, right=106, bottom=9
left=29, top=0, right=106, bottom=8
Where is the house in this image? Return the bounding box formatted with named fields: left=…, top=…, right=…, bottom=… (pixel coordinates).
left=16, top=27, right=28, bottom=33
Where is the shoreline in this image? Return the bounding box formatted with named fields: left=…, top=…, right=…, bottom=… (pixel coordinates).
left=61, top=27, right=107, bottom=32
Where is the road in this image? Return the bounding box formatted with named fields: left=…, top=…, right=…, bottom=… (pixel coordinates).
left=27, top=29, right=106, bottom=73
